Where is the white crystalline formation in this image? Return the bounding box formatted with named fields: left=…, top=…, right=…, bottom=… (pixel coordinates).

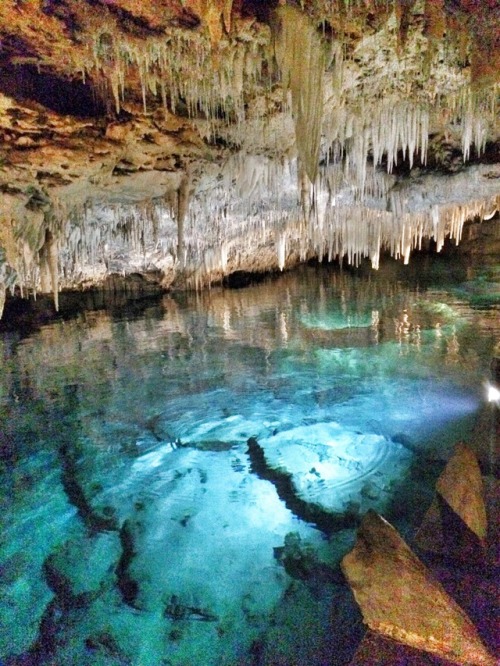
left=1, top=5, right=499, bottom=313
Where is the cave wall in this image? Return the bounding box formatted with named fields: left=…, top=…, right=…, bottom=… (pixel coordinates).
left=0, top=0, right=499, bottom=316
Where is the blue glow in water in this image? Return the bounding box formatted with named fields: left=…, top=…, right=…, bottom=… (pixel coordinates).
left=0, top=261, right=498, bottom=665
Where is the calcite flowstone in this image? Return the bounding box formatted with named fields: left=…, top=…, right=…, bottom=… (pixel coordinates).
left=415, top=443, right=488, bottom=561
left=341, top=511, right=496, bottom=666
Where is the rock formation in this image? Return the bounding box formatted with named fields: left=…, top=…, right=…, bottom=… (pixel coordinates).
left=341, top=510, right=496, bottom=666
left=0, top=1, right=499, bottom=316
left=415, top=442, right=488, bottom=562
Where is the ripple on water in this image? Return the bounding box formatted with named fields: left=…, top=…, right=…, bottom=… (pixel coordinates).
left=259, top=422, right=412, bottom=516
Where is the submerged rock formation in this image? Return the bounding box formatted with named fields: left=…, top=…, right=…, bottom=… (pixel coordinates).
left=341, top=510, right=496, bottom=666
left=0, top=1, right=499, bottom=316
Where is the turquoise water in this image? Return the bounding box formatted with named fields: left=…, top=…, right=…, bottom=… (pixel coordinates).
left=0, top=258, right=498, bottom=665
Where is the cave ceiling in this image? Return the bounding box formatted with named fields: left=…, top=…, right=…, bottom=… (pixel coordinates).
left=0, top=0, right=499, bottom=314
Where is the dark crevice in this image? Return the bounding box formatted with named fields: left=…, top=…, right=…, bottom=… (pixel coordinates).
left=241, top=0, right=280, bottom=24
left=0, top=64, right=106, bottom=117
left=223, top=270, right=273, bottom=289
left=9, top=552, right=100, bottom=665
left=84, top=0, right=166, bottom=37
left=42, top=552, right=99, bottom=611
left=115, top=520, right=140, bottom=607
left=246, top=437, right=359, bottom=535
left=59, top=442, right=118, bottom=533
left=169, top=8, right=202, bottom=29
left=24, top=599, right=61, bottom=665
left=0, top=34, right=39, bottom=62
left=9, top=595, right=68, bottom=666
left=40, top=0, right=84, bottom=39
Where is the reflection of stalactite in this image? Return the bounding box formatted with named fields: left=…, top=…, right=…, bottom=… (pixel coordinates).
left=38, top=230, right=59, bottom=311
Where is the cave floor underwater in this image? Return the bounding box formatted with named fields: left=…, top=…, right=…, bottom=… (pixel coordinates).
left=0, top=253, right=498, bottom=666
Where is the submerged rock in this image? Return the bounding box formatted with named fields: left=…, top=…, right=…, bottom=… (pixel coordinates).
left=59, top=441, right=119, bottom=533
left=43, top=533, right=121, bottom=603
left=341, top=510, right=496, bottom=666
left=84, top=631, right=127, bottom=662
left=415, top=443, right=488, bottom=562
left=181, top=439, right=236, bottom=452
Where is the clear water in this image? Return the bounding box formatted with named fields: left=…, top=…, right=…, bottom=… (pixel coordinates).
left=1, top=258, right=498, bottom=665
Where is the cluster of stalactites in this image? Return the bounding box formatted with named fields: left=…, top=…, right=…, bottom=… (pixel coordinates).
left=0, top=249, right=15, bottom=320
left=1, top=174, right=497, bottom=315
left=2, top=192, right=65, bottom=313
left=318, top=2, right=498, bottom=198
left=81, top=5, right=497, bottom=196
left=257, top=194, right=499, bottom=275
left=306, top=197, right=499, bottom=271
left=324, top=101, right=429, bottom=189
left=85, top=25, right=272, bottom=132
left=1, top=235, right=59, bottom=316
left=163, top=157, right=500, bottom=280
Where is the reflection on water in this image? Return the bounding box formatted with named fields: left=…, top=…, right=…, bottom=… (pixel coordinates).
left=0, top=259, right=498, bottom=665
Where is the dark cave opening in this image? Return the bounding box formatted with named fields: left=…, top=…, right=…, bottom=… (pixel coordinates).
left=0, top=63, right=106, bottom=118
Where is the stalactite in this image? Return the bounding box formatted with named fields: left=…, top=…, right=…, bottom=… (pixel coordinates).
left=275, top=5, right=325, bottom=184
left=176, top=175, right=191, bottom=270
left=82, top=21, right=272, bottom=132
left=38, top=240, right=51, bottom=294
left=298, top=162, right=311, bottom=219
left=47, top=232, right=59, bottom=312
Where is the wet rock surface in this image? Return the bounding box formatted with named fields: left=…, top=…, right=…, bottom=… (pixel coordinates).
left=415, top=443, right=488, bottom=562
left=341, top=511, right=497, bottom=666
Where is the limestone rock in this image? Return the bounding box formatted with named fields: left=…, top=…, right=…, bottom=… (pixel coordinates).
left=415, top=443, right=488, bottom=561
left=0, top=1, right=499, bottom=303
left=341, top=510, right=496, bottom=666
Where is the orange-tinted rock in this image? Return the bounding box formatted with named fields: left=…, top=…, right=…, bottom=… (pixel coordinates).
left=341, top=511, right=496, bottom=666
left=415, top=443, right=488, bottom=561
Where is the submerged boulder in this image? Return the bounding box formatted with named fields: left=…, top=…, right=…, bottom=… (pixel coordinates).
left=341, top=510, right=496, bottom=666
left=415, top=443, right=488, bottom=562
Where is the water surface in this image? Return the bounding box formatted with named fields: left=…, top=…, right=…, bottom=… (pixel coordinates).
left=1, top=257, right=498, bottom=665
